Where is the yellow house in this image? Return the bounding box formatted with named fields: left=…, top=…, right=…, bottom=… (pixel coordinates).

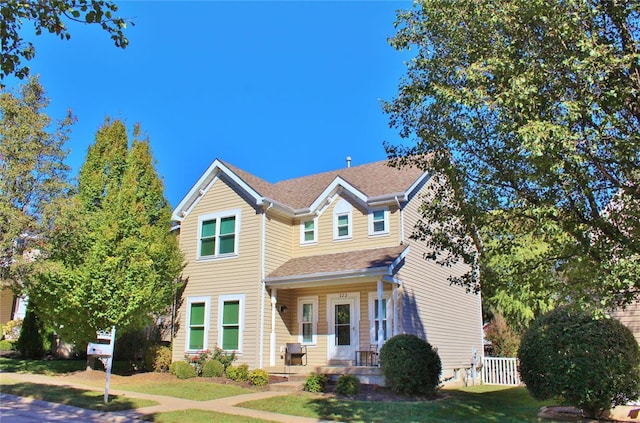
left=171, top=158, right=483, bottom=382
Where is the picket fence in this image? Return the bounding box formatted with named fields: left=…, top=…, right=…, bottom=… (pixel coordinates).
left=481, top=356, right=521, bottom=386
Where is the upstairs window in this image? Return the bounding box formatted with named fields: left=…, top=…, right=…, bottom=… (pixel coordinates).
left=369, top=208, right=389, bottom=236
left=300, top=218, right=317, bottom=244
left=198, top=210, right=240, bottom=258
left=333, top=199, right=352, bottom=241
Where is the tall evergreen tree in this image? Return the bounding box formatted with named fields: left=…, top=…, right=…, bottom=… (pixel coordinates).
left=31, top=118, right=183, bottom=344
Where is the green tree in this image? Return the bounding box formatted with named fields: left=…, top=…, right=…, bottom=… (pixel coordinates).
left=30, top=118, right=183, bottom=344
left=1, top=0, right=132, bottom=82
left=384, top=0, right=640, bottom=315
left=0, top=77, right=73, bottom=291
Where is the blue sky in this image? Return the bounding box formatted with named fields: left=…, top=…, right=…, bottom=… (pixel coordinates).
left=5, top=1, right=415, bottom=207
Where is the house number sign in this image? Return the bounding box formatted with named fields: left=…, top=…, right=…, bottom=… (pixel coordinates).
left=339, top=293, right=348, bottom=298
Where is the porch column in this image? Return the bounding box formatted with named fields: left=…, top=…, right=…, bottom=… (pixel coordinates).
left=393, top=284, right=399, bottom=336
left=377, top=280, right=384, bottom=350
left=269, top=289, right=277, bottom=366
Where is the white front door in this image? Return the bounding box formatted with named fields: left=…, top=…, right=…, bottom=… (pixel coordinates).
left=328, top=294, right=359, bottom=361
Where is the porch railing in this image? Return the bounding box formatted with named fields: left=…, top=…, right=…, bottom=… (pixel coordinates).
left=481, top=356, right=521, bottom=386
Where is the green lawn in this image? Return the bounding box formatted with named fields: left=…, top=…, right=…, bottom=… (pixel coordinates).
left=238, top=385, right=563, bottom=423
left=141, top=409, right=278, bottom=423
left=0, top=357, right=86, bottom=375
left=119, top=379, right=255, bottom=401
left=0, top=376, right=158, bottom=412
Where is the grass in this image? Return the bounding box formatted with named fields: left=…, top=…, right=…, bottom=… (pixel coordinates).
left=140, top=409, right=278, bottom=423
left=238, top=385, right=563, bottom=422
left=0, top=376, right=158, bottom=412
left=118, top=379, right=255, bottom=401
left=0, top=357, right=86, bottom=375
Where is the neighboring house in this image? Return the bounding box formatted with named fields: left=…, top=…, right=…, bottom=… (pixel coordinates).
left=611, top=303, right=640, bottom=346
left=171, top=158, right=483, bottom=381
left=0, top=289, right=28, bottom=325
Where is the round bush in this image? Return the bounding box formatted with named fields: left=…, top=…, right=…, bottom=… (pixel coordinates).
left=336, top=374, right=360, bottom=396
left=248, top=368, right=269, bottom=386
left=202, top=360, right=225, bottom=377
left=379, top=334, right=442, bottom=395
left=226, top=363, right=249, bottom=381
left=519, top=307, right=640, bottom=418
left=169, top=361, right=178, bottom=375
left=173, top=361, right=197, bottom=379
left=304, top=372, right=327, bottom=393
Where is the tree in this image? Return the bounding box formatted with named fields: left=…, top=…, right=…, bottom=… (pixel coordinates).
left=0, top=77, right=73, bottom=291
left=29, top=118, right=184, bottom=344
left=1, top=0, right=132, bottom=83
left=384, top=0, right=640, bottom=315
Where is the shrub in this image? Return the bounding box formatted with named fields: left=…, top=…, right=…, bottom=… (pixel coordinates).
left=0, top=339, right=15, bottom=351
left=485, top=313, right=520, bottom=357
left=335, top=374, right=360, bottom=396
left=226, top=363, right=249, bottom=381
left=202, top=360, right=225, bottom=377
left=3, top=319, right=22, bottom=341
left=519, top=307, right=640, bottom=418
left=211, top=346, right=236, bottom=370
left=248, top=368, right=269, bottom=386
left=16, top=306, right=44, bottom=359
left=304, top=372, right=327, bottom=393
left=184, top=350, right=211, bottom=375
left=169, top=361, right=178, bottom=375
left=379, top=334, right=442, bottom=395
left=144, top=345, right=172, bottom=372
left=173, top=361, right=197, bottom=379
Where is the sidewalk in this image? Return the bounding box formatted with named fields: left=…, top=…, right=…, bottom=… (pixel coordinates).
left=0, top=372, right=327, bottom=423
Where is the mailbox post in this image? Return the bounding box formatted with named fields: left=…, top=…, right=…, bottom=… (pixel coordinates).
left=87, top=326, right=116, bottom=404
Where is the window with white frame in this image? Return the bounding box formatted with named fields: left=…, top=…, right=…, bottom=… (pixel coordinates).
left=218, top=294, right=245, bottom=352
left=368, top=292, right=391, bottom=343
left=300, top=218, right=317, bottom=244
left=333, top=199, right=352, bottom=240
left=198, top=210, right=240, bottom=259
left=369, top=208, right=389, bottom=236
left=298, top=296, right=318, bottom=345
left=187, top=296, right=210, bottom=351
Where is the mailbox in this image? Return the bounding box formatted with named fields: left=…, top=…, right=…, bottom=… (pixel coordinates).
left=87, top=342, right=113, bottom=357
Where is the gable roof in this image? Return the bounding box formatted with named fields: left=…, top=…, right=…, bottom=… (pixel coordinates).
left=173, top=158, right=429, bottom=221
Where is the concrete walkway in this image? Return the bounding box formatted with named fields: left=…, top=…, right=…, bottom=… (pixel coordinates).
left=0, top=372, right=328, bottom=422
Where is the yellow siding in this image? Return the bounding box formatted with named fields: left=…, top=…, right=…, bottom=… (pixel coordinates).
left=291, top=195, right=401, bottom=258
left=265, top=212, right=293, bottom=274
left=173, top=177, right=263, bottom=368
left=0, top=289, right=14, bottom=325
left=398, top=178, right=483, bottom=374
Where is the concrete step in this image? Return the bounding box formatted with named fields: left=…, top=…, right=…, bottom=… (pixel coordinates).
left=269, top=381, right=304, bottom=392
left=287, top=374, right=309, bottom=383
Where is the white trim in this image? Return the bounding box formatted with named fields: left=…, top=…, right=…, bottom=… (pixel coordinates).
left=172, top=159, right=263, bottom=221
left=197, top=209, right=241, bottom=260
left=297, top=296, right=318, bottom=345
left=218, top=294, right=245, bottom=353
left=368, top=292, right=392, bottom=344
left=308, top=177, right=368, bottom=212
left=368, top=207, right=389, bottom=236
left=186, top=296, right=211, bottom=352
left=300, top=217, right=318, bottom=245
left=333, top=199, right=353, bottom=241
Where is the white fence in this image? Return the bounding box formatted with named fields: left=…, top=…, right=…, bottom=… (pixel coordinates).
left=481, top=357, right=521, bottom=386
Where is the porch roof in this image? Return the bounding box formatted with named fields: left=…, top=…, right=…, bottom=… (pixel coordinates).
left=265, top=245, right=409, bottom=286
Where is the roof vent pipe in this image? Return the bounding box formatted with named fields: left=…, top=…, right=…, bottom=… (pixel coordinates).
left=346, top=156, right=352, bottom=168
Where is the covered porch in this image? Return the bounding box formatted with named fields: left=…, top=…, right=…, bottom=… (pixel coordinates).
left=262, top=245, right=408, bottom=375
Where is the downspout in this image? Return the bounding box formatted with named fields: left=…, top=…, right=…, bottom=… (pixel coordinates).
left=395, top=196, right=404, bottom=244
left=259, top=202, right=273, bottom=369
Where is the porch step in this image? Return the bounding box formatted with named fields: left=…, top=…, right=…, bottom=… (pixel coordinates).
left=269, top=381, right=305, bottom=392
